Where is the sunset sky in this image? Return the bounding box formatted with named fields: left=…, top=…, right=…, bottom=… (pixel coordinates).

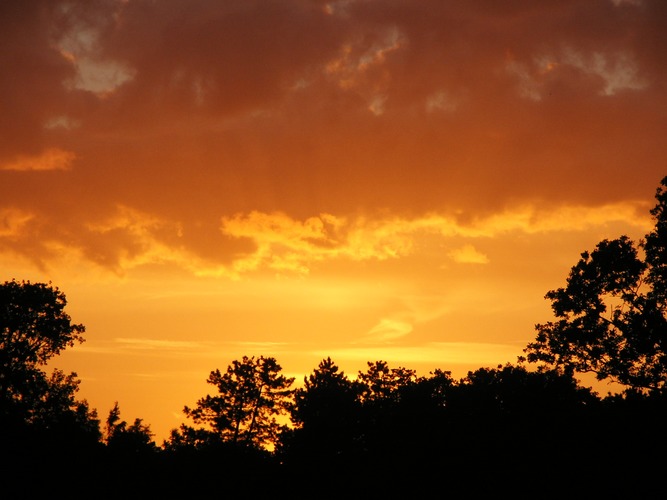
left=2, top=0, right=666, bottom=441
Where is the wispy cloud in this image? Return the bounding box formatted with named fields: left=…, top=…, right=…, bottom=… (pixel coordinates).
left=361, top=318, right=413, bottom=343
left=448, top=244, right=489, bottom=264
left=0, top=200, right=649, bottom=279
left=231, top=341, right=291, bottom=349
left=114, top=338, right=205, bottom=350
left=0, top=209, right=34, bottom=237
left=218, top=202, right=648, bottom=275
left=507, top=48, right=648, bottom=101
left=0, top=148, right=76, bottom=171
left=315, top=342, right=522, bottom=368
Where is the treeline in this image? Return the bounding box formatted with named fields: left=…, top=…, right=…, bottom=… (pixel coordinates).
left=2, top=336, right=666, bottom=497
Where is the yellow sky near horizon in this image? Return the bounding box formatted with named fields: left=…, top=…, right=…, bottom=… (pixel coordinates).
left=2, top=0, right=666, bottom=441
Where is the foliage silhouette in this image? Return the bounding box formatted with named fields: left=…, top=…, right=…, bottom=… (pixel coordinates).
left=183, top=355, right=294, bottom=450
left=163, top=423, right=222, bottom=451
left=281, top=357, right=363, bottom=466
left=0, top=280, right=98, bottom=438
left=105, top=401, right=158, bottom=455
left=524, top=177, right=667, bottom=392
left=357, top=360, right=417, bottom=404
left=0, top=281, right=101, bottom=498
left=0, top=280, right=86, bottom=419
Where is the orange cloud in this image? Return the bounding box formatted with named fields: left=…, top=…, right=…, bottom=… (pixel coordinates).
left=0, top=199, right=650, bottom=281
left=0, top=209, right=34, bottom=237
left=0, top=148, right=76, bottom=171
left=362, top=318, right=414, bottom=343
left=217, top=202, right=648, bottom=275
left=448, top=244, right=489, bottom=264
left=507, top=48, right=648, bottom=101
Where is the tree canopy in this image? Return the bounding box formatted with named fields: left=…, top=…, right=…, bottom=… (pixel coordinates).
left=524, top=177, right=667, bottom=393
left=184, top=355, right=294, bottom=450
left=1, top=280, right=84, bottom=393
left=0, top=280, right=93, bottom=431
left=105, top=402, right=157, bottom=455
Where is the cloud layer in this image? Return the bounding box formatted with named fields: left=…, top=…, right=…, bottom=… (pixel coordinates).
left=1, top=1, right=665, bottom=274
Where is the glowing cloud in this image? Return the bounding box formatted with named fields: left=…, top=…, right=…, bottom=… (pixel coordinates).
left=114, top=338, right=205, bottom=351
left=325, top=26, right=406, bottom=112
left=448, top=244, right=489, bottom=264
left=0, top=148, right=76, bottom=171
left=216, top=203, right=647, bottom=275
left=56, top=10, right=136, bottom=97
left=563, top=50, right=648, bottom=96
left=507, top=48, right=648, bottom=101
left=362, top=318, right=414, bottom=343
left=425, top=90, right=459, bottom=113
left=0, top=209, right=34, bottom=237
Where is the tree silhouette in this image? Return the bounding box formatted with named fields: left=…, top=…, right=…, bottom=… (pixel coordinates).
left=163, top=423, right=222, bottom=452
left=357, top=360, right=417, bottom=404
left=28, top=369, right=100, bottom=438
left=524, top=177, right=667, bottom=393
left=283, top=357, right=362, bottom=464
left=291, top=357, right=362, bottom=428
left=184, top=356, right=294, bottom=450
left=0, top=281, right=102, bottom=497
left=453, top=364, right=598, bottom=416
left=0, top=280, right=98, bottom=437
left=0, top=280, right=85, bottom=417
left=105, top=402, right=157, bottom=454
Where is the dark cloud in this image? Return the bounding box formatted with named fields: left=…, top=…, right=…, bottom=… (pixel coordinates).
left=92, top=0, right=346, bottom=128
left=0, top=1, right=78, bottom=159
left=1, top=0, right=666, bottom=270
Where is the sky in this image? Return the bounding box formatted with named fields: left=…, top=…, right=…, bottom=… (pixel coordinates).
left=2, top=0, right=666, bottom=441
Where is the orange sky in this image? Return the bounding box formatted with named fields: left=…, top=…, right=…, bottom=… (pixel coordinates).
left=2, top=0, right=666, bottom=441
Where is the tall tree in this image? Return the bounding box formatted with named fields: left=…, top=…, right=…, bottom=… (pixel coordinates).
left=0, top=280, right=100, bottom=496
left=291, top=357, right=361, bottom=428
left=282, top=357, right=362, bottom=462
left=0, top=280, right=85, bottom=411
left=105, top=402, right=157, bottom=454
left=0, top=280, right=91, bottom=426
left=357, top=360, right=417, bottom=404
left=184, top=356, right=294, bottom=450
left=524, top=177, right=667, bottom=392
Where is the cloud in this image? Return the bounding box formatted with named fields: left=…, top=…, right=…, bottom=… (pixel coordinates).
left=216, top=202, right=648, bottom=275
left=506, top=48, right=648, bottom=101
left=0, top=200, right=649, bottom=278
left=362, top=318, right=414, bottom=343
left=54, top=11, right=136, bottom=97
left=0, top=209, right=34, bottom=237
left=448, top=244, right=489, bottom=264
left=0, top=148, right=76, bottom=171
left=325, top=24, right=406, bottom=111
left=114, top=338, right=205, bottom=351
left=230, top=341, right=289, bottom=349
left=0, top=0, right=664, bottom=278
left=562, top=49, right=647, bottom=96
left=425, top=90, right=459, bottom=113
left=71, top=338, right=207, bottom=357
left=315, top=342, right=521, bottom=368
